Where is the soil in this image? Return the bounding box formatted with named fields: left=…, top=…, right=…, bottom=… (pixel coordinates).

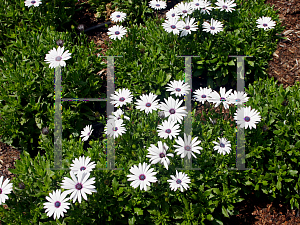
left=1, top=0, right=300, bottom=224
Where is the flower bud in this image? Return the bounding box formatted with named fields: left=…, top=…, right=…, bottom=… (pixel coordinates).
left=41, top=127, right=49, bottom=135
left=158, top=111, right=165, bottom=119
left=56, top=39, right=64, bottom=47
left=281, top=99, right=288, bottom=107
left=77, top=24, right=85, bottom=32
left=18, top=182, right=25, bottom=189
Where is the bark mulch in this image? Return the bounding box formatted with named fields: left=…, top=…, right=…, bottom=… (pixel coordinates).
left=1, top=0, right=300, bottom=224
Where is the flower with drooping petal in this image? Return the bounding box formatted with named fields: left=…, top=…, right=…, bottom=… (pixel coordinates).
left=167, top=170, right=191, bottom=192
left=256, top=16, right=276, bottom=30
left=214, top=0, right=236, bottom=13
left=165, top=80, right=190, bottom=97
left=193, top=87, right=213, bottom=104
left=80, top=125, right=93, bottom=142
left=166, top=8, right=180, bottom=20
left=44, top=46, right=72, bottom=69
left=159, top=96, right=188, bottom=124
left=24, top=0, right=42, bottom=7
left=202, top=18, right=223, bottom=35
left=127, top=162, right=158, bottom=191
left=108, top=108, right=130, bottom=121
left=178, top=16, right=198, bottom=37
left=135, top=92, right=160, bottom=114
left=107, top=25, right=127, bottom=40
left=146, top=141, right=174, bottom=170
left=207, top=87, right=233, bottom=109
left=104, top=119, right=127, bottom=138
left=233, top=106, right=261, bottom=130
left=43, top=189, right=71, bottom=220
left=157, top=117, right=181, bottom=140
left=110, top=11, right=127, bottom=23
left=212, top=137, right=232, bottom=155
left=61, top=171, right=97, bottom=204
left=173, top=133, right=202, bottom=159
left=110, top=88, right=133, bottom=108
left=0, top=176, right=13, bottom=205
left=174, top=2, right=194, bottom=17
left=199, top=0, right=214, bottom=15
left=70, top=156, right=96, bottom=175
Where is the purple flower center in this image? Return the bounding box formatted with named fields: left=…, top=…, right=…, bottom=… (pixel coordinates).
left=222, top=5, right=228, bottom=9
left=55, top=56, right=62, bottom=61
left=113, top=127, right=118, bottom=131
left=220, top=97, right=226, bottom=101
left=182, top=10, right=187, bottom=13
left=31, top=0, right=36, bottom=3
left=139, top=174, right=146, bottom=180
left=195, top=3, right=199, bottom=6
left=119, top=97, right=125, bottom=102
left=159, top=153, right=165, bottom=158
left=116, top=15, right=120, bottom=18
left=201, top=94, right=206, bottom=98
left=75, top=183, right=83, bottom=190
left=165, top=129, right=171, bottom=134
left=171, top=25, right=176, bottom=29
left=236, top=99, right=241, bottom=102
left=244, top=116, right=250, bottom=122
left=210, top=26, right=215, bottom=30
left=185, top=26, right=190, bottom=30
left=263, top=23, right=268, bottom=27
left=80, top=166, right=86, bottom=171
left=87, top=132, right=90, bottom=136
left=0, top=188, right=2, bottom=194
left=176, top=179, right=182, bottom=184
left=172, top=13, right=176, bottom=17
left=115, top=31, right=120, bottom=35
left=54, top=201, right=61, bottom=208
left=146, top=102, right=151, bottom=107
left=175, top=88, right=181, bottom=92
left=184, top=146, right=191, bottom=151
left=220, top=143, right=225, bottom=148
left=169, top=109, right=175, bottom=114
left=156, top=4, right=160, bottom=7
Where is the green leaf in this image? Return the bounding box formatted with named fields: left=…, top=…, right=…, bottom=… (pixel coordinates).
left=276, top=180, right=282, bottom=190
left=228, top=60, right=235, bottom=66
left=206, top=214, right=214, bottom=221
left=128, top=216, right=136, bottom=225
left=222, top=205, right=229, bottom=217
left=288, top=170, right=298, bottom=176
left=134, top=207, right=143, bottom=216
left=245, top=180, right=253, bottom=186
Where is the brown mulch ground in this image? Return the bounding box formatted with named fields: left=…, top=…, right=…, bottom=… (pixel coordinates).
left=1, top=0, right=300, bottom=224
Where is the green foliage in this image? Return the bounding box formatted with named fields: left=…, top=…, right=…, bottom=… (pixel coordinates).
left=0, top=27, right=106, bottom=154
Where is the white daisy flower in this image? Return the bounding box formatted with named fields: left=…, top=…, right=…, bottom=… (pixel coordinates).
left=214, top=0, right=236, bottom=13
left=61, top=171, right=97, bottom=204
left=110, top=88, right=133, bottom=108
left=233, top=106, right=261, bottom=130
left=0, top=176, right=13, bottom=205
left=165, top=79, right=190, bottom=97
left=159, top=96, right=188, bottom=124
left=166, top=8, right=180, bottom=20
left=174, top=2, right=194, bottom=17
left=227, top=90, right=249, bottom=105
left=199, top=0, right=214, bottom=15
left=108, top=108, right=130, bottom=121
left=135, top=92, right=160, bottom=114
left=149, top=0, right=167, bottom=10
left=190, top=0, right=204, bottom=10
left=80, top=125, right=93, bottom=142
left=43, top=189, right=71, bottom=220
left=157, top=117, right=181, bottom=140
left=24, top=0, right=42, bottom=7
left=127, top=162, right=158, bottom=191
left=167, top=170, right=191, bottom=192
left=173, top=133, right=202, bottom=159
left=44, top=46, right=72, bottom=69
left=212, top=137, right=232, bottom=155
left=256, top=16, right=276, bottom=30
left=202, top=18, right=223, bottom=35
left=146, top=141, right=174, bottom=170
left=70, top=156, right=96, bottom=175
left=193, top=87, right=213, bottom=104
left=104, top=118, right=127, bottom=138
left=110, top=11, right=127, bottom=23
left=162, top=17, right=184, bottom=35
left=107, top=25, right=127, bottom=40
left=178, top=16, right=198, bottom=37
left=207, top=87, right=233, bottom=109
